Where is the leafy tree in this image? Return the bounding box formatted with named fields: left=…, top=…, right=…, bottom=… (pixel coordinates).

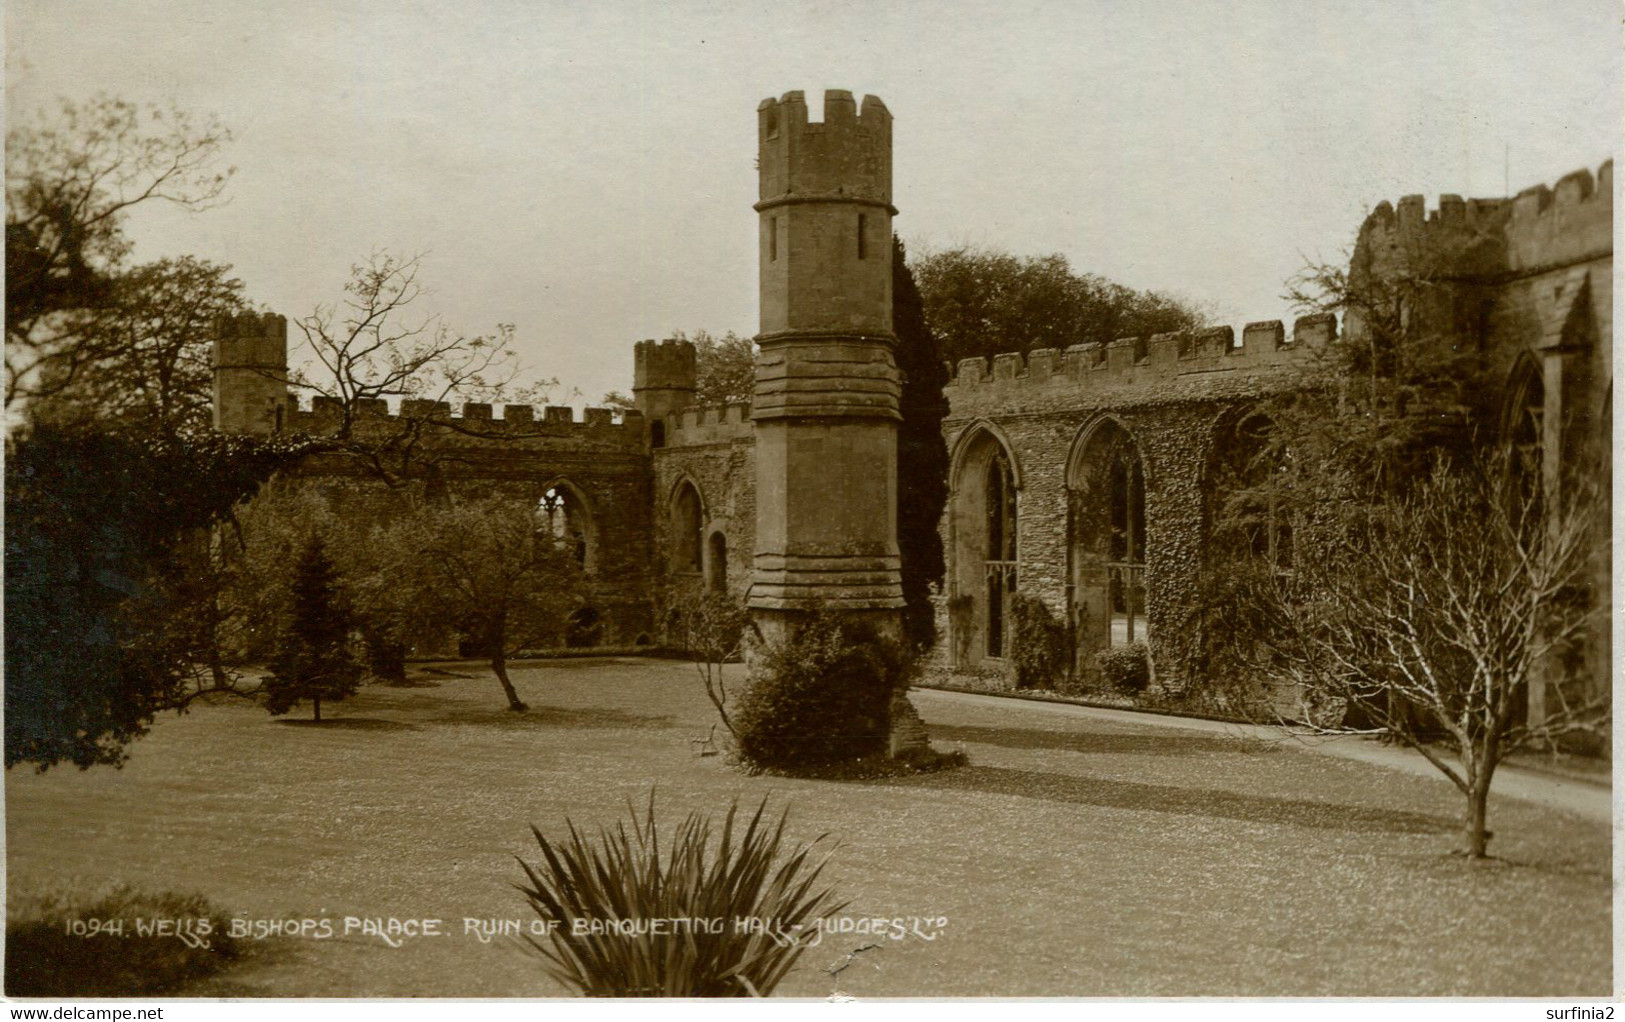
left=892, top=236, right=950, bottom=651
left=29, top=257, right=250, bottom=436
left=372, top=495, right=589, bottom=711
left=681, top=329, right=755, bottom=406
left=4, top=425, right=308, bottom=768
left=597, top=390, right=635, bottom=414
left=910, top=244, right=1206, bottom=365
left=263, top=537, right=364, bottom=721
left=6, top=95, right=234, bottom=410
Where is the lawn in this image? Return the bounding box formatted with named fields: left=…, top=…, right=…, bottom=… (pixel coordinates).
left=5, top=657, right=1611, bottom=997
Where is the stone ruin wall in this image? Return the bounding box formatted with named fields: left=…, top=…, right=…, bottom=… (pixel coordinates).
left=265, top=394, right=657, bottom=651
left=937, top=314, right=1336, bottom=692
left=220, top=157, right=1611, bottom=695
left=648, top=401, right=757, bottom=639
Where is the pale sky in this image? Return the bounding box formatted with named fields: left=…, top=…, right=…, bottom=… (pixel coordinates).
left=8, top=0, right=1618, bottom=407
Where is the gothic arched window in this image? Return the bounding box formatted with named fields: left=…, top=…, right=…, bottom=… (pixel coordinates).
left=671, top=482, right=704, bottom=573
left=536, top=484, right=591, bottom=569
left=984, top=446, right=1018, bottom=656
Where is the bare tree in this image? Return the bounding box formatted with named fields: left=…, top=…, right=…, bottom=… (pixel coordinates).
left=1223, top=460, right=1603, bottom=858
left=286, top=252, right=563, bottom=482
left=667, top=588, right=751, bottom=741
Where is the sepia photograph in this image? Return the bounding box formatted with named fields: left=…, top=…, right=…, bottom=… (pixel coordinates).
left=3, top=0, right=1616, bottom=1003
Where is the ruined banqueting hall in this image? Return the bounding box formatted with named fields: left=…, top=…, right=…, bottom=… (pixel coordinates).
left=212, top=89, right=1613, bottom=728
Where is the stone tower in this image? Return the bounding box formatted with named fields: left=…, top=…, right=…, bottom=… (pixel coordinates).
left=750, top=89, right=904, bottom=640
left=213, top=312, right=289, bottom=435
left=632, top=338, right=698, bottom=445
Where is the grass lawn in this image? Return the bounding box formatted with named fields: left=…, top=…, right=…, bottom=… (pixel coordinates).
left=6, top=657, right=1610, bottom=998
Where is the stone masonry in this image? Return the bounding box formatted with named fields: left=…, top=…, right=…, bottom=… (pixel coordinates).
left=213, top=95, right=1611, bottom=727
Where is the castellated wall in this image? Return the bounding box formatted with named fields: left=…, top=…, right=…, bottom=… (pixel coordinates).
left=1354, top=160, right=1613, bottom=402
left=937, top=160, right=1612, bottom=711
left=257, top=395, right=657, bottom=651
left=937, top=315, right=1335, bottom=693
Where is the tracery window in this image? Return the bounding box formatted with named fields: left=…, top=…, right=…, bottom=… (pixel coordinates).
left=536, top=484, right=588, bottom=567
left=984, top=447, right=1018, bottom=656
left=1105, top=438, right=1147, bottom=645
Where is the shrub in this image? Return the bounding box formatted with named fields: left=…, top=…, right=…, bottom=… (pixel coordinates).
left=264, top=537, right=363, bottom=720
left=515, top=794, right=844, bottom=997
left=1010, top=593, right=1071, bottom=690
left=732, top=615, right=905, bottom=770
left=1102, top=641, right=1151, bottom=694
left=6, top=883, right=240, bottom=996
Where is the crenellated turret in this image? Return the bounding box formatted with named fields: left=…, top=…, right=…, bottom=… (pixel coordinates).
left=632, top=338, right=698, bottom=438
left=213, top=312, right=290, bottom=435
left=751, top=88, right=904, bottom=626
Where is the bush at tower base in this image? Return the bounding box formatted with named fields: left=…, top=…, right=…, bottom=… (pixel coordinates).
left=732, top=613, right=908, bottom=771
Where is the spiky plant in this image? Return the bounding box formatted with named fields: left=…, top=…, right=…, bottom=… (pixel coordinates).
left=514, top=794, right=845, bottom=997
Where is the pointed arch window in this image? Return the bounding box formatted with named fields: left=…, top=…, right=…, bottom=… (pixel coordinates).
left=984, top=446, right=1018, bottom=656
left=671, top=482, right=704, bottom=573
left=1506, top=360, right=1545, bottom=523
left=536, top=484, right=590, bottom=568
left=1105, top=439, right=1147, bottom=645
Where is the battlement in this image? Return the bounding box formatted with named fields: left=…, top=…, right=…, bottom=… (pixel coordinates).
left=282, top=395, right=646, bottom=447
left=944, top=314, right=1334, bottom=412
left=213, top=312, right=288, bottom=368
left=661, top=401, right=754, bottom=447
left=1503, top=159, right=1612, bottom=270
left=1358, top=160, right=1612, bottom=278
left=757, top=89, right=892, bottom=207
left=633, top=337, right=698, bottom=391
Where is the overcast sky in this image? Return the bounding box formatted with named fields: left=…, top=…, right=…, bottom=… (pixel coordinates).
left=8, top=0, right=1618, bottom=407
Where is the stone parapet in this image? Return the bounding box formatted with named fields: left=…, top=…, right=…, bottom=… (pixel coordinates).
left=944, top=314, right=1332, bottom=418
left=283, top=396, right=646, bottom=450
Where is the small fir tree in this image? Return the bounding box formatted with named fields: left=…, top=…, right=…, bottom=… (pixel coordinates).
left=264, top=538, right=363, bottom=721
left=894, top=236, right=951, bottom=652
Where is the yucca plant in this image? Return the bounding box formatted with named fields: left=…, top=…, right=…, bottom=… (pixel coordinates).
left=514, top=794, right=845, bottom=997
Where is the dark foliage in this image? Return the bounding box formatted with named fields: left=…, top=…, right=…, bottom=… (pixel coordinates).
left=515, top=794, right=844, bottom=997
left=910, top=245, right=1206, bottom=366
left=893, top=236, right=951, bottom=652
left=4, top=425, right=309, bottom=769
left=733, top=615, right=907, bottom=770
left=263, top=538, right=363, bottom=720
left=6, top=885, right=240, bottom=996
left=1010, top=593, right=1071, bottom=690
left=1102, top=642, right=1151, bottom=694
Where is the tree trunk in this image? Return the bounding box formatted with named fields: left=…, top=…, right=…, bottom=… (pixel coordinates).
left=313, top=697, right=322, bottom=723
left=492, top=646, right=527, bottom=712
left=1463, top=777, right=1492, bottom=858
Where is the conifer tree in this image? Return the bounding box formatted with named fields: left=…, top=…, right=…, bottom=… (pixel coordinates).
left=264, top=538, right=362, bottom=721
left=893, top=236, right=951, bottom=651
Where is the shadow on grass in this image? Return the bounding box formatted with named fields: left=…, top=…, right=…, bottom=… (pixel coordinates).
left=931, top=723, right=1250, bottom=757
left=423, top=705, right=680, bottom=732
left=880, top=764, right=1453, bottom=835
left=274, top=718, right=419, bottom=732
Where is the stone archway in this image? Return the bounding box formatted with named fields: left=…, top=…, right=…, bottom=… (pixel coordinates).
left=1067, top=417, right=1148, bottom=677
left=668, top=479, right=704, bottom=575
left=946, top=423, right=1021, bottom=668
left=536, top=479, right=598, bottom=573
left=706, top=529, right=728, bottom=593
